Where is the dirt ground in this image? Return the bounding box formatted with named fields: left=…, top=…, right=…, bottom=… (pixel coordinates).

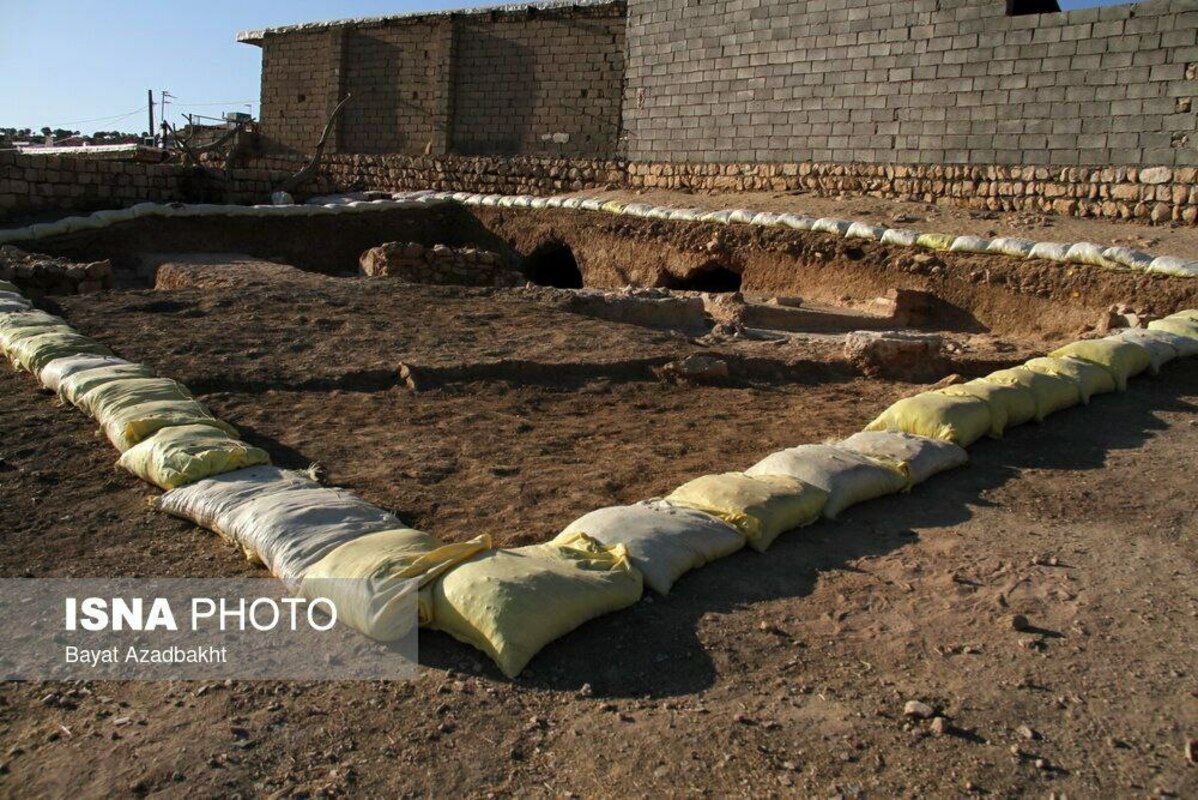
left=1, top=268, right=1196, bottom=797
left=577, top=187, right=1198, bottom=263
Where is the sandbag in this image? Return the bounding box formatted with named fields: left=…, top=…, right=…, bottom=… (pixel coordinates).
left=1022, top=356, right=1118, bottom=402
left=117, top=424, right=271, bottom=490
left=39, top=354, right=136, bottom=393
left=0, top=299, right=30, bottom=314
left=778, top=214, right=817, bottom=231
left=1147, top=316, right=1198, bottom=343
left=838, top=431, right=968, bottom=485
left=987, top=237, right=1036, bottom=258
left=981, top=366, right=1082, bottom=420
left=59, top=363, right=156, bottom=407
left=880, top=228, right=920, bottom=247
left=813, top=218, right=852, bottom=236
left=749, top=212, right=781, bottom=226
left=1148, top=256, right=1198, bottom=278
left=845, top=221, right=887, bottom=240
left=159, top=465, right=403, bottom=587
left=1101, top=246, right=1154, bottom=271
left=915, top=233, right=956, bottom=251
left=864, top=392, right=993, bottom=447
left=0, top=312, right=69, bottom=354
left=1049, top=339, right=1152, bottom=390
left=0, top=280, right=19, bottom=293
left=429, top=532, right=643, bottom=677
left=1105, top=330, right=1177, bottom=374
left=744, top=445, right=908, bottom=520
left=1133, top=325, right=1198, bottom=357
left=77, top=376, right=193, bottom=419
left=1028, top=242, right=1071, bottom=262
left=1166, top=309, right=1198, bottom=324
left=936, top=379, right=1038, bottom=437
left=666, top=472, right=828, bottom=552
left=558, top=499, right=745, bottom=595
left=949, top=235, right=992, bottom=254
left=300, top=529, right=492, bottom=639
left=0, top=291, right=31, bottom=309
left=103, top=400, right=237, bottom=452
left=1065, top=242, right=1110, bottom=267
left=728, top=209, right=756, bottom=224
left=7, top=329, right=112, bottom=373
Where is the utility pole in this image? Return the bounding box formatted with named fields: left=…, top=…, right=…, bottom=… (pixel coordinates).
left=159, top=90, right=174, bottom=148
left=147, top=89, right=155, bottom=146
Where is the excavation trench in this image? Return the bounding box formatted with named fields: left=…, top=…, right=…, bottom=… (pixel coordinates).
left=12, top=201, right=1198, bottom=342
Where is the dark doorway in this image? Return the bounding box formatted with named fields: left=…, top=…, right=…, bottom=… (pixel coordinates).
left=667, top=263, right=743, bottom=293
left=524, top=242, right=583, bottom=288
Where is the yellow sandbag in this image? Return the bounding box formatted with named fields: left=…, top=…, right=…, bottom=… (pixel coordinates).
left=982, top=366, right=1081, bottom=420
left=429, top=532, right=643, bottom=678
left=1166, top=309, right=1198, bottom=324
left=665, top=472, right=828, bottom=552
left=7, top=329, right=112, bottom=373
left=102, top=399, right=237, bottom=452
left=864, top=392, right=993, bottom=447
left=1148, top=316, right=1198, bottom=342
left=300, top=530, right=492, bottom=639
left=936, top=379, right=1037, bottom=437
left=915, top=233, right=956, bottom=251
left=0, top=318, right=72, bottom=356
left=116, top=424, right=271, bottom=490
left=58, top=363, right=156, bottom=407
left=78, top=376, right=193, bottom=419
left=1022, top=356, right=1117, bottom=402
left=1049, top=339, right=1152, bottom=391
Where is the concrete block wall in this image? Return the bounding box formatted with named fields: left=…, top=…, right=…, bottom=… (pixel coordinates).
left=623, top=0, right=1198, bottom=168
left=258, top=30, right=342, bottom=155
left=451, top=8, right=626, bottom=157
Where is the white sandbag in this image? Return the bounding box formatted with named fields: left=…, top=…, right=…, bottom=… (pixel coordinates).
left=880, top=228, right=920, bottom=247
left=728, top=209, right=756, bottom=224
left=0, top=291, right=32, bottom=309
left=646, top=206, right=673, bottom=219
left=0, top=299, right=30, bottom=313
left=986, top=237, right=1037, bottom=258
left=480, top=195, right=502, bottom=207
left=1028, top=242, right=1072, bottom=262
left=844, top=221, right=887, bottom=241
left=38, top=354, right=135, bottom=393
left=560, top=197, right=583, bottom=209
left=749, top=211, right=781, bottom=226
left=949, top=235, right=993, bottom=254
left=511, top=195, right=535, bottom=208
left=838, top=430, right=968, bottom=486
left=778, top=213, right=817, bottom=231
left=1065, top=242, right=1111, bottom=267
left=92, top=208, right=136, bottom=224
left=622, top=203, right=653, bottom=217
left=1148, top=256, right=1198, bottom=278
left=1105, top=329, right=1177, bottom=373
left=579, top=199, right=604, bottom=212
left=745, top=444, right=909, bottom=520
left=669, top=209, right=703, bottom=222
left=543, top=196, right=566, bottom=208
left=1101, top=246, right=1154, bottom=271
left=813, top=218, right=853, bottom=236
left=27, top=222, right=70, bottom=239
left=558, top=499, right=745, bottom=595
left=158, top=465, right=403, bottom=588
left=704, top=210, right=735, bottom=224
left=530, top=197, right=549, bottom=209
left=496, top=196, right=517, bottom=208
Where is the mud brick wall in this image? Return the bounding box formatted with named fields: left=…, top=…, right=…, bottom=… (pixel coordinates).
left=623, top=0, right=1198, bottom=168
left=451, top=8, right=625, bottom=157
left=250, top=1, right=625, bottom=159
left=258, top=30, right=344, bottom=155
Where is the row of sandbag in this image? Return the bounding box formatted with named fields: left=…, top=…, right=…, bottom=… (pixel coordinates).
left=864, top=316, right=1198, bottom=447
left=0, top=195, right=450, bottom=246
left=394, top=189, right=1198, bottom=279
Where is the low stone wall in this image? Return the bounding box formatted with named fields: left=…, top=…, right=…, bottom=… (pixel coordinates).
left=360, top=241, right=523, bottom=287
left=0, top=246, right=113, bottom=297
left=3, top=148, right=1198, bottom=225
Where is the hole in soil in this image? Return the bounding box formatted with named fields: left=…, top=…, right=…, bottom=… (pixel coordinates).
left=666, top=263, right=743, bottom=293
left=524, top=242, right=583, bottom=288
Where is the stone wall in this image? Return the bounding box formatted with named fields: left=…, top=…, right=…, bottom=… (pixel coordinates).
left=247, top=1, right=626, bottom=159
left=623, top=0, right=1198, bottom=168
left=360, top=241, right=523, bottom=286
left=4, top=149, right=1198, bottom=225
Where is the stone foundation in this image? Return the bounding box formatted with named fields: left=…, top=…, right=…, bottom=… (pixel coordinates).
left=0, top=246, right=113, bottom=297
left=360, top=241, right=523, bottom=287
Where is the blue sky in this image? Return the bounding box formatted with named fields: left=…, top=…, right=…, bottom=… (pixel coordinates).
left=0, top=0, right=1137, bottom=135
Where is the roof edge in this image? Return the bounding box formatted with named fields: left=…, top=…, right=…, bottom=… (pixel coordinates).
left=236, top=0, right=624, bottom=46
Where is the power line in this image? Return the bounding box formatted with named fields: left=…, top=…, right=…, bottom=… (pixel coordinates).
left=32, top=107, right=145, bottom=129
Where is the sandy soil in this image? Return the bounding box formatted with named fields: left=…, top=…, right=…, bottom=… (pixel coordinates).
left=578, top=187, right=1198, bottom=262
left=1, top=273, right=1196, bottom=797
